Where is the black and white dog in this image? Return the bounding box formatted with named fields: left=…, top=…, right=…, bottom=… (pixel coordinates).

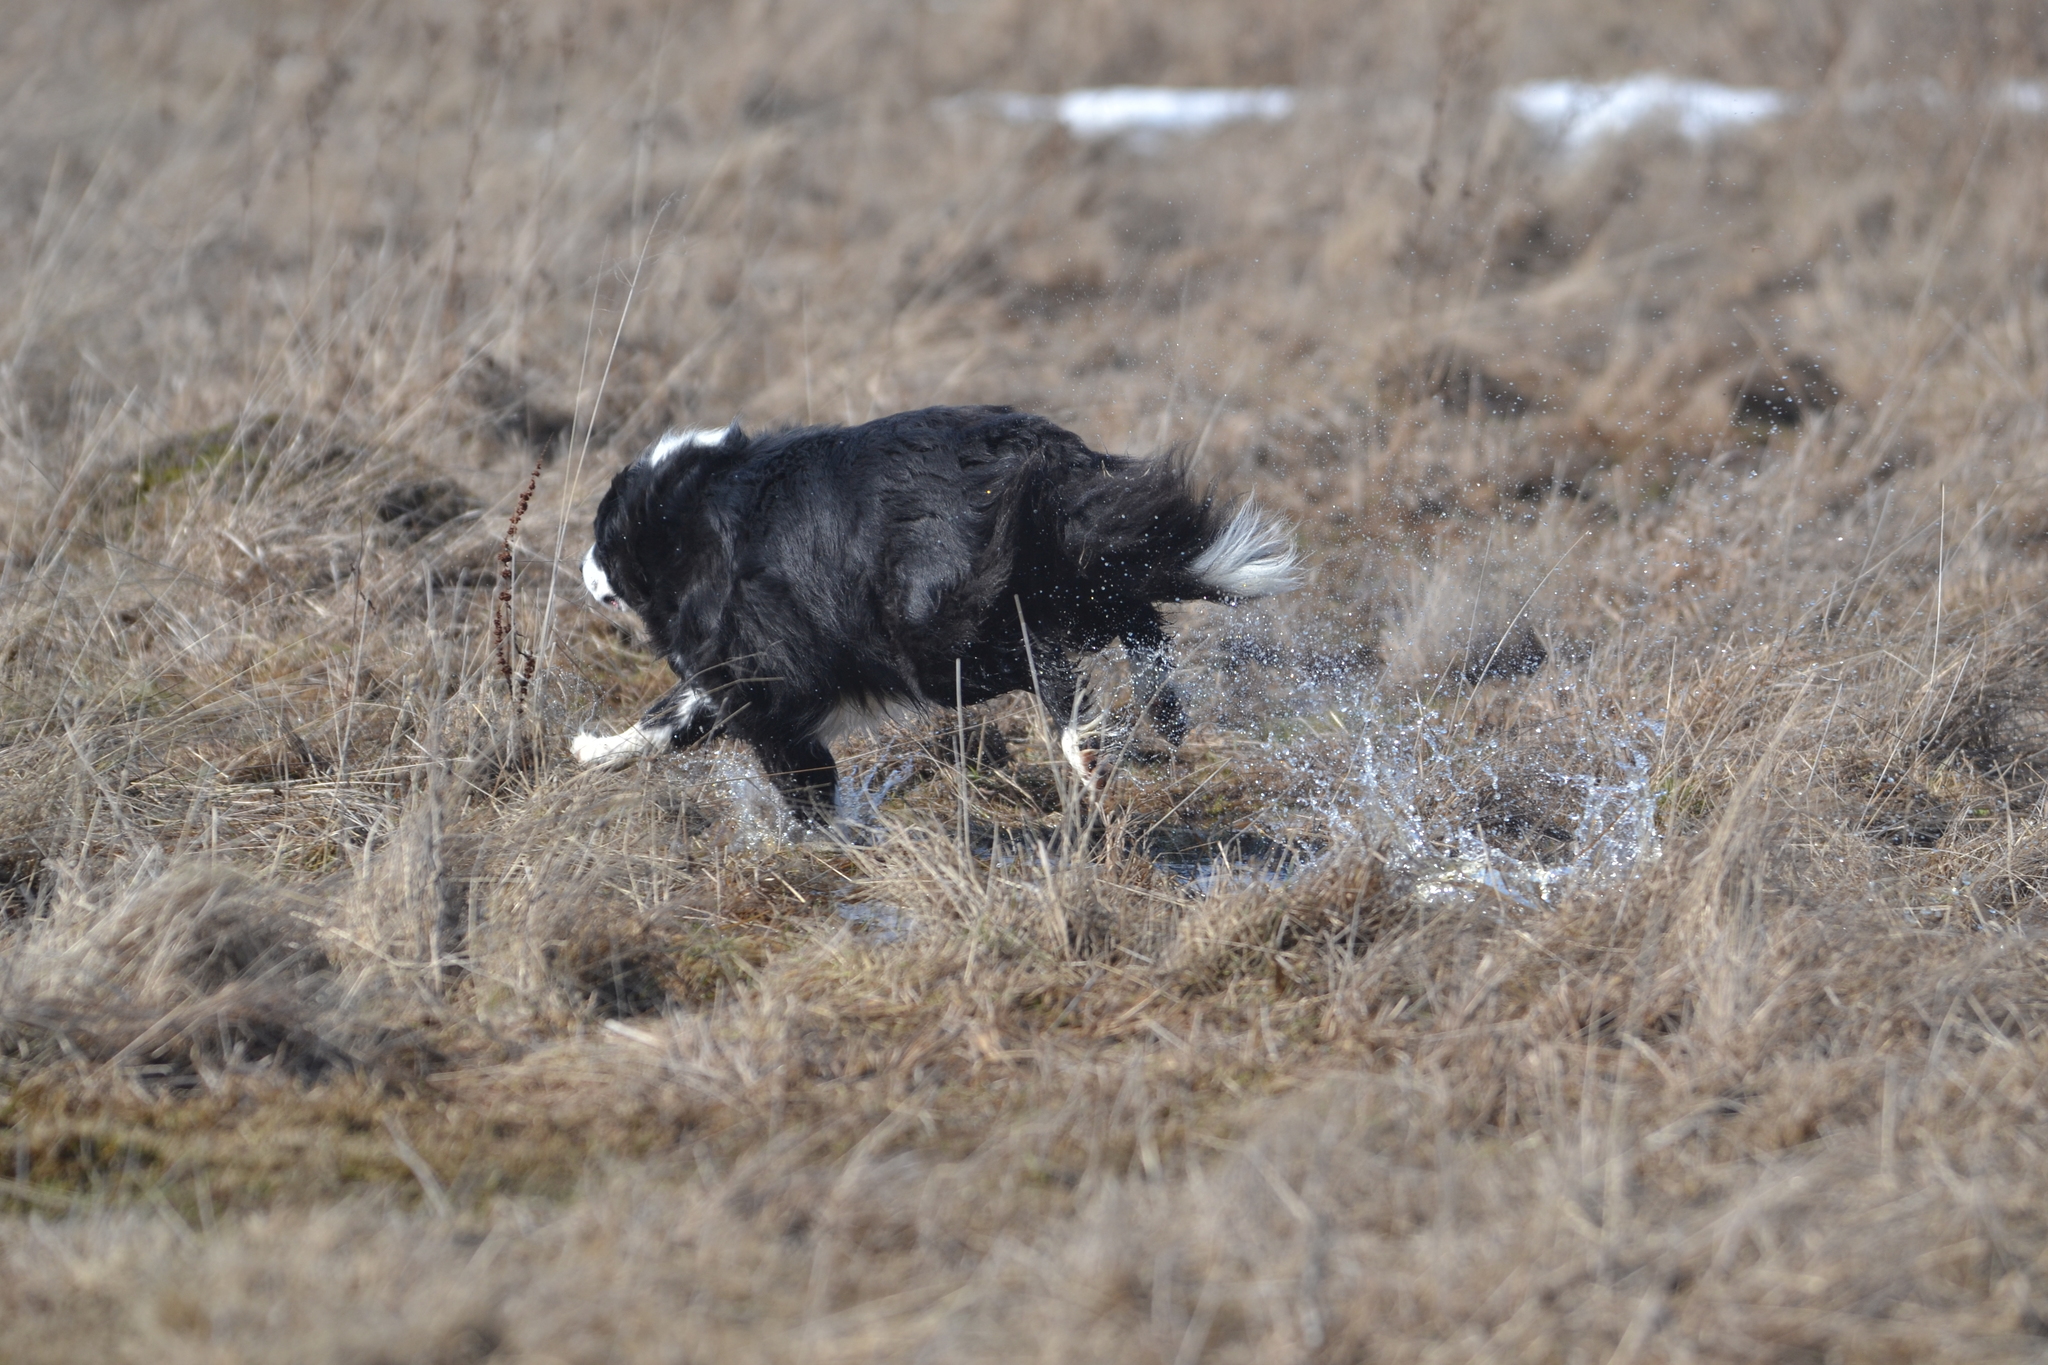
left=573, top=405, right=1296, bottom=827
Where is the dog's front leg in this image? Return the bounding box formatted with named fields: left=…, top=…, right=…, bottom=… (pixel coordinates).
left=751, top=734, right=839, bottom=831
left=572, top=682, right=715, bottom=767
left=1030, top=650, right=1111, bottom=787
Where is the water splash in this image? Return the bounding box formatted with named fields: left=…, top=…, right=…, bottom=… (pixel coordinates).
left=834, top=900, right=912, bottom=942
left=691, top=749, right=791, bottom=849
left=665, top=745, right=919, bottom=849
left=675, top=651, right=1663, bottom=910
left=836, top=756, right=920, bottom=828
left=1360, top=728, right=1660, bottom=907
left=1258, top=700, right=1664, bottom=908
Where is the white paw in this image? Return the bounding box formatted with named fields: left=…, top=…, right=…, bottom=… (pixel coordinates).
left=571, top=731, right=619, bottom=765
left=573, top=724, right=666, bottom=767
left=1058, top=725, right=1107, bottom=790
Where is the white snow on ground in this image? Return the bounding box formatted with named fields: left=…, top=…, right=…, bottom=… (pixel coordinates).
left=945, top=75, right=2047, bottom=154
left=1507, top=76, right=2048, bottom=153
left=1842, top=78, right=1960, bottom=115
left=1505, top=75, right=1792, bottom=153
left=1052, top=86, right=1296, bottom=138
left=1995, top=79, right=2048, bottom=113
left=1844, top=78, right=2048, bottom=115
left=952, top=86, right=1296, bottom=142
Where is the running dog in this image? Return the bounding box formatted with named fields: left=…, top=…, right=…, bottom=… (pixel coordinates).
left=573, top=404, right=1296, bottom=827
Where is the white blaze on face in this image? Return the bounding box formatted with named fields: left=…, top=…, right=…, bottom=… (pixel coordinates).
left=582, top=545, right=621, bottom=608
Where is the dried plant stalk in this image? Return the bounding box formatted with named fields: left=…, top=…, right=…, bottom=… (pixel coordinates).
left=491, top=452, right=545, bottom=712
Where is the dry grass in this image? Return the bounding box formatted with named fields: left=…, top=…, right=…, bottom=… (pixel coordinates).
left=7, top=1, right=2048, bottom=1359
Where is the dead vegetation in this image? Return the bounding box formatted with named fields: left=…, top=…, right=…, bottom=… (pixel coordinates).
left=6, top=0, right=2048, bottom=1360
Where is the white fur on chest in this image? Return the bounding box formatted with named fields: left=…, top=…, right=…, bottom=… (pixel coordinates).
left=820, top=695, right=924, bottom=743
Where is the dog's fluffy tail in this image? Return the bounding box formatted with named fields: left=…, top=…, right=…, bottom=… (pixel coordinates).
left=1028, top=447, right=1300, bottom=603
left=1189, top=502, right=1300, bottom=599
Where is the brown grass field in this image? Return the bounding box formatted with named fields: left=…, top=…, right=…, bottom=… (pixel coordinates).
left=8, top=1, right=2048, bottom=1359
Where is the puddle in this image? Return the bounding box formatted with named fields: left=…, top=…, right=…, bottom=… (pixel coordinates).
left=830, top=709, right=1660, bottom=912
left=740, top=654, right=1667, bottom=919
left=1144, top=825, right=1318, bottom=895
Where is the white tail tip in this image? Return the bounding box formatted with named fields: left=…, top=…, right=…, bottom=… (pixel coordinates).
left=1190, top=502, right=1300, bottom=598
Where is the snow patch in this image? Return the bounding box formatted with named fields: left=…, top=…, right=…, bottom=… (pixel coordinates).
left=949, top=86, right=1295, bottom=144
left=1505, top=75, right=1792, bottom=153
left=1995, top=79, right=2048, bottom=114
left=953, top=76, right=2047, bottom=156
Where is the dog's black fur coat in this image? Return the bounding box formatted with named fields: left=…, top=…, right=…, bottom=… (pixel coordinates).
left=577, top=404, right=1293, bottom=826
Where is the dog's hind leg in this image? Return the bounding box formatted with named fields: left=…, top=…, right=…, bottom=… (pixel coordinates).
left=752, top=734, right=840, bottom=830
left=1123, top=614, right=1189, bottom=747
left=572, top=682, right=716, bottom=767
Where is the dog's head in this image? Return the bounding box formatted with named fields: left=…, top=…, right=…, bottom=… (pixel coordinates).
left=583, top=423, right=744, bottom=619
